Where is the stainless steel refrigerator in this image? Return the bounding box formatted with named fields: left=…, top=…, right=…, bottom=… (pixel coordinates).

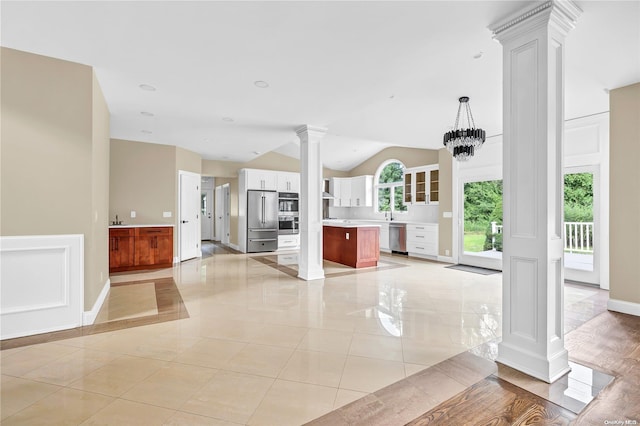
left=247, top=190, right=278, bottom=252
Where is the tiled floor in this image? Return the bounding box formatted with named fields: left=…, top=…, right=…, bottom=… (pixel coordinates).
left=0, top=244, right=621, bottom=425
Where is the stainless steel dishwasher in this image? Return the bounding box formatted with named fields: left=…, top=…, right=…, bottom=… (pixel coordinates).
left=389, top=222, right=407, bottom=254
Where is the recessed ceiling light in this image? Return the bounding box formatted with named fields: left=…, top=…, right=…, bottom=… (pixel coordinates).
left=222, top=117, right=234, bottom=122
left=141, top=130, right=152, bottom=134
left=140, top=111, right=154, bottom=117
left=254, top=80, right=269, bottom=89
left=389, top=95, right=395, bottom=99
left=139, top=84, right=156, bottom=91
left=473, top=51, right=484, bottom=59
left=252, top=151, right=261, bottom=155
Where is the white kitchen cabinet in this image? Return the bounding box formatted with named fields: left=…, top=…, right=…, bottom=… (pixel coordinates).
left=277, top=172, right=299, bottom=193
left=403, top=165, right=439, bottom=206
left=406, top=223, right=438, bottom=258
left=330, top=177, right=352, bottom=207
left=331, top=176, right=373, bottom=207
left=379, top=222, right=390, bottom=252
left=278, top=234, right=299, bottom=250
left=245, top=169, right=277, bottom=191
left=350, top=175, right=373, bottom=207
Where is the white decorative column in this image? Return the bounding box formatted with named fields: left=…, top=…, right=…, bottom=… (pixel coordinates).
left=296, top=125, right=327, bottom=281
left=490, top=1, right=581, bottom=383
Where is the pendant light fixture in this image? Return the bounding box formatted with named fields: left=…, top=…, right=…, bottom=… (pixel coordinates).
left=443, top=96, right=486, bottom=161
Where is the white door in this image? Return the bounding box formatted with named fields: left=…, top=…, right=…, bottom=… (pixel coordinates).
left=214, top=185, right=223, bottom=241
left=201, top=189, right=213, bottom=240
left=222, top=184, right=230, bottom=245
left=179, top=171, right=201, bottom=261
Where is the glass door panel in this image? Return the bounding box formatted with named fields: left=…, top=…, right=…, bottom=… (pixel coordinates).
left=459, top=179, right=503, bottom=270
left=564, top=171, right=596, bottom=281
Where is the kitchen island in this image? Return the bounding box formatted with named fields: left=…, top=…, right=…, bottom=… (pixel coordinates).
left=323, top=222, right=380, bottom=268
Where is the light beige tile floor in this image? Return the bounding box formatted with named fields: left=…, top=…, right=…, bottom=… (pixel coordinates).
left=1, top=250, right=605, bottom=425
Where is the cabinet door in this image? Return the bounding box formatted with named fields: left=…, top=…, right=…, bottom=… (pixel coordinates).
left=429, top=169, right=439, bottom=204
left=330, top=178, right=343, bottom=207
left=415, top=171, right=427, bottom=203
left=109, top=236, right=135, bottom=269
left=134, top=235, right=154, bottom=266
left=155, top=234, right=173, bottom=265
left=340, top=178, right=352, bottom=207
left=404, top=173, right=413, bottom=204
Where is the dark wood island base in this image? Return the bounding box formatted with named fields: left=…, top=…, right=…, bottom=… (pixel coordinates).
left=323, top=225, right=380, bottom=268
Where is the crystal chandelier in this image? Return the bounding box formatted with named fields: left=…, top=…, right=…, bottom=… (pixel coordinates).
left=443, top=96, right=486, bottom=161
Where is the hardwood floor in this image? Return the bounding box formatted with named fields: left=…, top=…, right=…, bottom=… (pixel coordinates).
left=406, top=376, right=576, bottom=425
left=308, top=310, right=640, bottom=425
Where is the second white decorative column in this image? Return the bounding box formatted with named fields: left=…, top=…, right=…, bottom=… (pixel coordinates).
left=490, top=0, right=581, bottom=383
left=296, top=125, right=327, bottom=281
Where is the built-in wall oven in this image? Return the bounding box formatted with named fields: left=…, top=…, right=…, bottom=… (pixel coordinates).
left=278, top=192, right=299, bottom=235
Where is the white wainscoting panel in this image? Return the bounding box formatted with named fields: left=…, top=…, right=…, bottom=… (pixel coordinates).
left=1, top=235, right=84, bottom=339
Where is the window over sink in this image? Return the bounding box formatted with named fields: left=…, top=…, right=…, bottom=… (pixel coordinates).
left=375, top=160, right=408, bottom=214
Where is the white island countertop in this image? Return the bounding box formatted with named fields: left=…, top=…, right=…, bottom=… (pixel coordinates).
left=323, top=221, right=381, bottom=228
left=108, top=224, right=174, bottom=229
left=323, top=219, right=437, bottom=226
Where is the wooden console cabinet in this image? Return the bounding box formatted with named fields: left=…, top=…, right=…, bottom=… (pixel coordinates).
left=109, top=226, right=173, bottom=272
left=323, top=225, right=380, bottom=268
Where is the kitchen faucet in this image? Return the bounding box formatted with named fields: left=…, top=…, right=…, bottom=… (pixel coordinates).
left=390, top=210, right=394, bottom=221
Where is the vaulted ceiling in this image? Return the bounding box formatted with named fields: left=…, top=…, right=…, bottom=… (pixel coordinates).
left=2, top=1, right=638, bottom=171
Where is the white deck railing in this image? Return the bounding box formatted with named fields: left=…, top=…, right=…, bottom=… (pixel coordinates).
left=490, top=221, right=593, bottom=254
left=565, top=222, right=594, bottom=253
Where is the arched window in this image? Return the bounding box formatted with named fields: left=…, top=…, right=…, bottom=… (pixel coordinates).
left=374, top=160, right=408, bottom=213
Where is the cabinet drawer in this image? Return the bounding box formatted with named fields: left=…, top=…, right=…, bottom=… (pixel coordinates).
left=407, top=241, right=437, bottom=256
left=109, top=228, right=134, bottom=237
left=406, top=224, right=437, bottom=233
left=136, top=227, right=172, bottom=237
left=407, top=230, right=436, bottom=242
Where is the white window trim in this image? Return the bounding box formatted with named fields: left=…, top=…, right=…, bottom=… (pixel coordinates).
left=374, top=159, right=408, bottom=214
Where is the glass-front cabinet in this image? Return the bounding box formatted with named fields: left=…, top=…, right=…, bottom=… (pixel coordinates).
left=404, top=165, right=439, bottom=205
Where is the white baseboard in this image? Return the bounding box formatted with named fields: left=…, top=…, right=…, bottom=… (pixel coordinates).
left=173, top=256, right=180, bottom=264
left=607, top=298, right=640, bottom=317
left=229, top=243, right=240, bottom=251
left=437, top=255, right=455, bottom=263
left=83, top=278, right=110, bottom=325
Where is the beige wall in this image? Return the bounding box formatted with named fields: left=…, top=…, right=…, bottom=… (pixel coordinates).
left=201, top=152, right=347, bottom=178
left=110, top=139, right=176, bottom=225
left=348, top=146, right=439, bottom=177
left=610, top=82, right=640, bottom=305
left=438, top=149, right=453, bottom=257
left=176, top=146, right=202, bottom=175
left=1, top=48, right=109, bottom=310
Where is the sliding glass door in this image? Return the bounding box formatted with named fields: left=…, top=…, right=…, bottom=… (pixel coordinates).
left=458, top=179, right=503, bottom=271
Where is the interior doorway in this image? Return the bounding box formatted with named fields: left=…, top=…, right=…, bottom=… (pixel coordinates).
left=458, top=178, right=503, bottom=271
left=201, top=187, right=213, bottom=241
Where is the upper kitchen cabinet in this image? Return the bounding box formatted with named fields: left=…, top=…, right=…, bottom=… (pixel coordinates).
left=277, top=172, right=299, bottom=193
left=350, top=175, right=373, bottom=207
left=330, top=177, right=351, bottom=207
left=245, top=168, right=277, bottom=191
left=330, top=175, right=373, bottom=207
left=404, top=165, right=439, bottom=205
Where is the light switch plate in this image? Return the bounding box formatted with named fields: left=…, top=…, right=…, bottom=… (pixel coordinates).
left=163, top=211, right=172, bottom=218
left=130, top=210, right=136, bottom=218
left=443, top=211, right=453, bottom=218
left=346, top=233, right=350, bottom=240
